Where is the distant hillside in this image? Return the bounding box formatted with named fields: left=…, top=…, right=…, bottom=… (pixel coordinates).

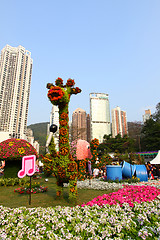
left=28, top=122, right=49, bottom=146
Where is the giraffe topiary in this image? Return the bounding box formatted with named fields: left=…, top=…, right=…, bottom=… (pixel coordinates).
left=46, top=77, right=81, bottom=201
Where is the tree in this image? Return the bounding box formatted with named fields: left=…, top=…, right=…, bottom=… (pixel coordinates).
left=141, top=118, right=160, bottom=151
left=98, top=134, right=134, bottom=154
left=152, top=102, right=160, bottom=123
left=128, top=121, right=143, bottom=151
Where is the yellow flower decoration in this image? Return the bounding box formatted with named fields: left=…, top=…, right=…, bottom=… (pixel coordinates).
left=18, top=147, right=25, bottom=154
left=26, top=143, right=30, bottom=147
left=9, top=142, right=14, bottom=146
left=70, top=187, right=75, bottom=192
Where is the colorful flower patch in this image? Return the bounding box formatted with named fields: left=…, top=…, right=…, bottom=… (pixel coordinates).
left=14, top=182, right=48, bottom=194
left=0, top=197, right=159, bottom=239
left=81, top=185, right=160, bottom=207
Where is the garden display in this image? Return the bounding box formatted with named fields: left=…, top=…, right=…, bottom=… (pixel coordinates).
left=0, top=138, right=38, bottom=178
left=90, top=138, right=112, bottom=168
left=76, top=139, right=92, bottom=181
left=70, top=140, right=88, bottom=181
left=45, top=78, right=92, bottom=202
left=0, top=183, right=160, bottom=239
left=14, top=181, right=48, bottom=194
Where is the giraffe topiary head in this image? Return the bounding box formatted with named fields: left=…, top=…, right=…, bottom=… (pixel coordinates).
left=47, top=77, right=81, bottom=106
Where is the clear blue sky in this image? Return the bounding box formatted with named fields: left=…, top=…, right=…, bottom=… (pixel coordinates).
left=1, top=0, right=160, bottom=125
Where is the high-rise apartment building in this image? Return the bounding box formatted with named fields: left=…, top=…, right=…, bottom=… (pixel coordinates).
left=46, top=105, right=59, bottom=150
left=143, top=109, right=151, bottom=123
left=90, top=93, right=111, bottom=143
left=0, top=45, right=33, bottom=140
left=86, top=114, right=91, bottom=143
left=50, top=105, right=59, bottom=129
left=111, top=106, right=128, bottom=138
left=72, top=108, right=87, bottom=141
left=26, top=128, right=39, bottom=154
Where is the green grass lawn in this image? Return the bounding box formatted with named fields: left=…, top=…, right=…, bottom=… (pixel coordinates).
left=0, top=176, right=116, bottom=208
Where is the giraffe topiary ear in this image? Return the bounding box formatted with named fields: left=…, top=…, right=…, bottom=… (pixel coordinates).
left=46, top=83, right=54, bottom=89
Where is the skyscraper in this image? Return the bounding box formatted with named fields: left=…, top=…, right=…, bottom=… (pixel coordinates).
left=72, top=108, right=87, bottom=141
left=90, top=93, right=111, bottom=143
left=0, top=45, right=33, bottom=140
left=143, top=109, right=151, bottom=123
left=111, top=106, right=128, bottom=138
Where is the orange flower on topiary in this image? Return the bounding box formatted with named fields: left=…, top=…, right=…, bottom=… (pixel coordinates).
left=60, top=137, right=68, bottom=144
left=59, top=147, right=69, bottom=156
left=60, top=112, right=68, bottom=119
left=59, top=128, right=67, bottom=136
left=59, top=120, right=67, bottom=126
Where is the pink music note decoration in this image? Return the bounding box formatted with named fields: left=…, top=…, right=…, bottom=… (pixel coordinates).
left=18, top=155, right=36, bottom=178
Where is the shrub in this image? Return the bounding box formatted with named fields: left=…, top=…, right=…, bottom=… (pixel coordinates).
left=0, top=177, right=30, bottom=186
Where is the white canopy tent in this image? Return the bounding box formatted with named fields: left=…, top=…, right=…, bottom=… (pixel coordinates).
left=150, top=150, right=160, bottom=164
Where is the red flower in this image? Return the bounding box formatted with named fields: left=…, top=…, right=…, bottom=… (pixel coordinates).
left=48, top=86, right=64, bottom=102
left=66, top=79, right=75, bottom=87
left=71, top=87, right=81, bottom=94
left=75, top=87, right=81, bottom=93
left=55, top=78, right=63, bottom=86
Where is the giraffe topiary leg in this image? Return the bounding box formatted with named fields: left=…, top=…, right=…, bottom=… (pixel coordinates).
left=69, top=178, right=78, bottom=202
left=56, top=180, right=63, bottom=198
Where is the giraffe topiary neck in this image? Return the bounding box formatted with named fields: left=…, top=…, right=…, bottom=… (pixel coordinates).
left=58, top=104, right=70, bottom=159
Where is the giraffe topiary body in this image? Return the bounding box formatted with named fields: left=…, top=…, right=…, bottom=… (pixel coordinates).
left=46, top=78, right=81, bottom=201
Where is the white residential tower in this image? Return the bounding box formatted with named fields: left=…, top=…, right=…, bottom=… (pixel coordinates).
left=111, top=106, right=128, bottom=138
left=0, top=45, right=33, bottom=140
left=90, top=93, right=111, bottom=143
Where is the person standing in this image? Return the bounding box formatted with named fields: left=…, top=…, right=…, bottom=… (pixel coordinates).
left=0, top=160, right=5, bottom=176
left=146, top=162, right=154, bottom=179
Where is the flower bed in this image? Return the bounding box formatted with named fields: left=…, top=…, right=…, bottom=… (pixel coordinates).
left=1, top=180, right=160, bottom=239
left=14, top=182, right=48, bottom=194
left=81, top=185, right=160, bottom=207
left=14, top=186, right=48, bottom=194
left=0, top=197, right=160, bottom=239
